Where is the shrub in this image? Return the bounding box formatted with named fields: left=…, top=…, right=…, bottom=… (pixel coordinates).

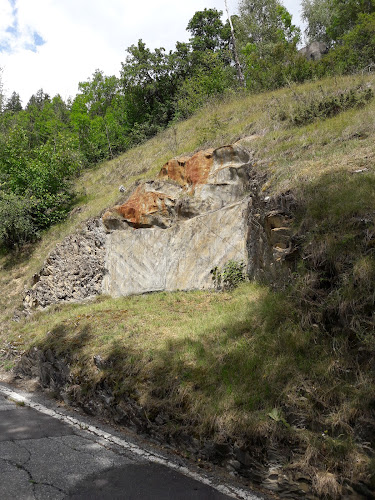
left=211, top=260, right=247, bottom=290
left=0, top=193, right=38, bottom=250
left=323, top=12, right=375, bottom=74
left=274, top=84, right=374, bottom=126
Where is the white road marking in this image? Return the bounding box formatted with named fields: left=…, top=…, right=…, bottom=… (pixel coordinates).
left=0, top=384, right=261, bottom=500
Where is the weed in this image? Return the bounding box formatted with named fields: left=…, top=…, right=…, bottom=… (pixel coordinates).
left=211, top=260, right=246, bottom=291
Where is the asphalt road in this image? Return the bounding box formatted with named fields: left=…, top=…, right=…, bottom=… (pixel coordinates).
left=0, top=385, right=259, bottom=500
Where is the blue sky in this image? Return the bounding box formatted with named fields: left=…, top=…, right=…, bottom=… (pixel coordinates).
left=0, top=0, right=46, bottom=53
left=0, top=0, right=304, bottom=105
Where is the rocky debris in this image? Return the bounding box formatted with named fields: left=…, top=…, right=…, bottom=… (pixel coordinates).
left=23, top=218, right=106, bottom=311
left=247, top=190, right=298, bottom=282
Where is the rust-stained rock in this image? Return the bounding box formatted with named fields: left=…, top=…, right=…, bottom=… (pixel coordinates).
left=103, top=145, right=251, bottom=233
left=103, top=186, right=173, bottom=229
left=102, top=143, right=252, bottom=296
left=158, top=149, right=214, bottom=187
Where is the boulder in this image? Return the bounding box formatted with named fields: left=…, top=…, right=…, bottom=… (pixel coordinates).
left=23, top=140, right=297, bottom=308
left=299, top=41, right=328, bottom=61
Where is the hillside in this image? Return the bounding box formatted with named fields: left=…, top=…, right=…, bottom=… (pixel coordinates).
left=1, top=73, right=375, bottom=498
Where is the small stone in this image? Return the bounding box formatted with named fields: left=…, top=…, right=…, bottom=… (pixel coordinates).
left=227, top=459, right=241, bottom=471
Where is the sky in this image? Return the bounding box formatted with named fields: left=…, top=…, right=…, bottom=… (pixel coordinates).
left=0, top=0, right=305, bottom=106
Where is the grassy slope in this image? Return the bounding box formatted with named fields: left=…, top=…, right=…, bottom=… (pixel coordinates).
left=1, top=73, right=375, bottom=496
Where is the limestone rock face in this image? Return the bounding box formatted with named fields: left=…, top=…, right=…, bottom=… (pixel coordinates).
left=102, top=144, right=252, bottom=296
left=102, top=200, right=249, bottom=296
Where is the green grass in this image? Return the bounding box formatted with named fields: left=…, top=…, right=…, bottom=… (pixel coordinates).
left=5, top=282, right=373, bottom=492
left=0, top=72, right=375, bottom=495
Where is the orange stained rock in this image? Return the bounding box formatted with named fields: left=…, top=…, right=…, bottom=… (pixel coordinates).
left=158, top=149, right=214, bottom=187
left=109, top=186, right=171, bottom=227
left=158, top=158, right=189, bottom=186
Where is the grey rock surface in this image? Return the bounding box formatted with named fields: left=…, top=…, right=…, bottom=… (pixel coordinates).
left=103, top=199, right=249, bottom=297
left=102, top=144, right=252, bottom=297
left=299, top=41, right=328, bottom=61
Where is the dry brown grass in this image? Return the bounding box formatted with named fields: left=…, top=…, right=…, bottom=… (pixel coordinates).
left=313, top=471, right=342, bottom=499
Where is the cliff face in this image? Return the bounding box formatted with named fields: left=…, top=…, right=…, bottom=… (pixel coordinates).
left=24, top=141, right=295, bottom=309
left=102, top=144, right=251, bottom=297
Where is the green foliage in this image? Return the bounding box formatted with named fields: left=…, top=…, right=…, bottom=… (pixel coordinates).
left=187, top=8, right=231, bottom=53
left=211, top=260, right=246, bottom=290
left=238, top=0, right=302, bottom=91
left=0, top=192, right=37, bottom=249
left=4, top=92, right=22, bottom=113
left=120, top=40, right=177, bottom=133
left=302, top=0, right=375, bottom=44
left=302, top=0, right=333, bottom=44
left=174, top=52, right=235, bottom=118
left=327, top=0, right=375, bottom=41
left=275, top=85, right=374, bottom=125
left=323, top=13, right=375, bottom=73
left=238, top=0, right=300, bottom=47
left=0, top=121, right=82, bottom=245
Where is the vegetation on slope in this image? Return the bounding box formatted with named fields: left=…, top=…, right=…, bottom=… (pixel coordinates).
left=1, top=0, right=375, bottom=249
left=0, top=72, right=374, bottom=497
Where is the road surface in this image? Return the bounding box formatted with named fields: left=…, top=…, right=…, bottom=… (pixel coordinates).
left=0, top=384, right=260, bottom=500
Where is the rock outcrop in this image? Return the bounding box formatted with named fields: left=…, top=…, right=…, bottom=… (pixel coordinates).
left=23, top=141, right=297, bottom=309
left=102, top=144, right=252, bottom=296
left=299, top=41, right=328, bottom=61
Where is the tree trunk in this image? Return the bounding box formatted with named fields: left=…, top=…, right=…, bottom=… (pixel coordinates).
left=224, top=0, right=246, bottom=88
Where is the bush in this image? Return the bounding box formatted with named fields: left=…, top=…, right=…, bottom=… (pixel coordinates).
left=274, top=84, right=374, bottom=126
left=323, top=13, right=375, bottom=74
left=211, top=260, right=247, bottom=290
left=0, top=193, right=38, bottom=250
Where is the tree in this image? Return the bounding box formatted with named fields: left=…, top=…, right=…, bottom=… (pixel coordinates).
left=239, top=0, right=287, bottom=45
left=323, top=12, right=375, bottom=71
left=26, top=89, right=51, bottom=111
left=120, top=40, right=176, bottom=132
left=302, top=0, right=375, bottom=44
left=0, top=68, right=4, bottom=113
left=302, top=0, right=333, bottom=43
left=187, top=8, right=231, bottom=53
left=77, top=70, right=119, bottom=118
left=224, top=0, right=246, bottom=87
left=238, top=0, right=301, bottom=89
left=4, top=92, right=22, bottom=112
left=327, top=0, right=375, bottom=41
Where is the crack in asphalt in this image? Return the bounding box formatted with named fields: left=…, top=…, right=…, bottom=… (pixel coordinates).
left=2, top=453, right=37, bottom=499
left=12, top=439, right=32, bottom=466
left=2, top=441, right=68, bottom=498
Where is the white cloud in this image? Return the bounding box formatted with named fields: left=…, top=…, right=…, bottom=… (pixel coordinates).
left=0, top=0, right=303, bottom=106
